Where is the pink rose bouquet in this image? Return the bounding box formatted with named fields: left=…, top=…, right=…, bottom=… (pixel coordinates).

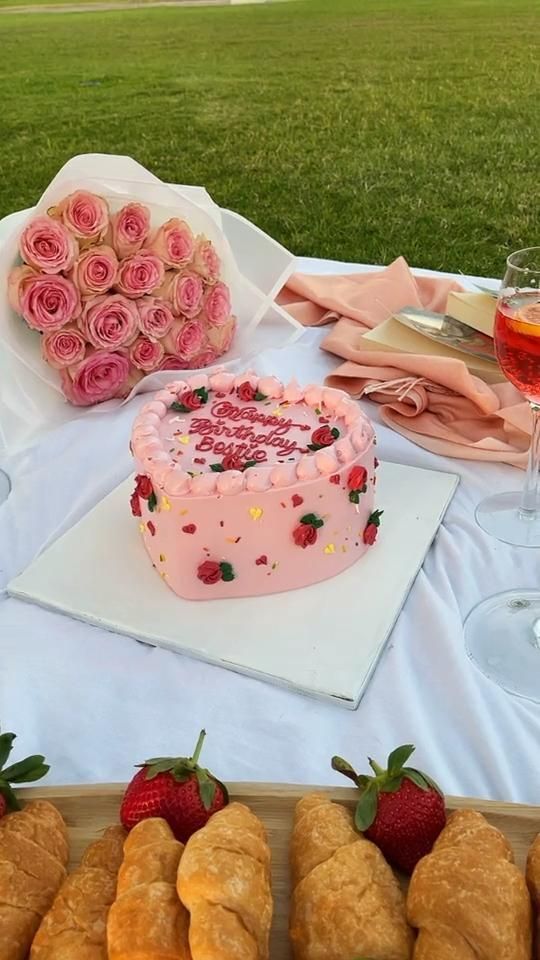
left=8, top=190, right=236, bottom=407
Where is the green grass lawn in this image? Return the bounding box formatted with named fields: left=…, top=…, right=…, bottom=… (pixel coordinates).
left=0, top=0, right=538, bottom=276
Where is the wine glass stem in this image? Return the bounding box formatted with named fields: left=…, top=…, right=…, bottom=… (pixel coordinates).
left=520, top=402, right=540, bottom=519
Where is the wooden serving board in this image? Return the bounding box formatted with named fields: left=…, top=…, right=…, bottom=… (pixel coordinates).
left=18, top=782, right=540, bottom=960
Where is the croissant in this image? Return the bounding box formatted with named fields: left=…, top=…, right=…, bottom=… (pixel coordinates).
left=289, top=793, right=413, bottom=960
left=407, top=808, right=532, bottom=959
left=30, top=824, right=125, bottom=959
left=0, top=800, right=69, bottom=960
left=177, top=802, right=272, bottom=960
left=526, top=832, right=540, bottom=958
left=107, top=817, right=191, bottom=960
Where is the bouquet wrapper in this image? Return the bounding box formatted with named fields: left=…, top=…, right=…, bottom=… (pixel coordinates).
left=0, top=154, right=302, bottom=455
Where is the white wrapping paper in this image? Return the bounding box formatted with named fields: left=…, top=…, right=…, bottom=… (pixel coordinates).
left=0, top=154, right=301, bottom=454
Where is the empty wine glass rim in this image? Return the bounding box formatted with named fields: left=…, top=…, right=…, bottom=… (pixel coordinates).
left=506, top=246, right=540, bottom=274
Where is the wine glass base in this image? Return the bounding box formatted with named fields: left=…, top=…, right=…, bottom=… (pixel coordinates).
left=0, top=469, right=10, bottom=505
left=465, top=590, right=540, bottom=702
left=475, top=491, right=540, bottom=547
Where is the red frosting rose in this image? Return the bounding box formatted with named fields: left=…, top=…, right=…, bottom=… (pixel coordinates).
left=293, top=524, right=318, bottom=548
left=348, top=466, right=368, bottom=491
left=237, top=381, right=256, bottom=402
left=179, top=389, right=203, bottom=411
left=130, top=491, right=142, bottom=517
left=135, top=474, right=153, bottom=499
left=222, top=453, right=243, bottom=471
left=311, top=425, right=336, bottom=448
left=197, top=560, right=222, bottom=585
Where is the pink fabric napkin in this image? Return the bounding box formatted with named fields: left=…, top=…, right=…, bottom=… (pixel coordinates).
left=277, top=257, right=531, bottom=468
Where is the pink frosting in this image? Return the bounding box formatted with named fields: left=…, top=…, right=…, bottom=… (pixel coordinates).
left=190, top=473, right=218, bottom=496
left=351, top=428, right=371, bottom=453
left=141, top=400, right=168, bottom=417
left=304, top=385, right=323, bottom=407
left=166, top=468, right=191, bottom=496
left=216, top=471, right=244, bottom=495
left=322, top=388, right=345, bottom=412
left=152, top=462, right=176, bottom=489
left=282, top=380, right=303, bottom=404
left=258, top=376, right=282, bottom=399
left=315, top=450, right=339, bottom=474
left=233, top=371, right=257, bottom=390
left=296, top=456, right=320, bottom=481
left=245, top=470, right=272, bottom=492
left=270, top=464, right=297, bottom=487
left=335, top=438, right=355, bottom=463
left=210, top=371, right=236, bottom=393
left=185, top=373, right=209, bottom=391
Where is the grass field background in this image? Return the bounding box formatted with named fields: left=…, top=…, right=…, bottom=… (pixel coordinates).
left=1, top=0, right=538, bottom=276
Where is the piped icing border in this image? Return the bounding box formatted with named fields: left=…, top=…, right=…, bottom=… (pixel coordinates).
left=131, top=371, right=375, bottom=497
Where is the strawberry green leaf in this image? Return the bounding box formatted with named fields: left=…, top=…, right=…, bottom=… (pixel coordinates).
left=379, top=776, right=402, bottom=793
left=354, top=785, right=378, bottom=832
left=9, top=762, right=49, bottom=784
left=143, top=759, right=177, bottom=779
left=404, top=767, right=443, bottom=796
left=401, top=768, right=430, bottom=791
left=0, top=732, right=16, bottom=770
left=387, top=744, right=415, bottom=775
left=1, top=755, right=48, bottom=783
left=331, top=755, right=359, bottom=784
left=196, top=770, right=216, bottom=811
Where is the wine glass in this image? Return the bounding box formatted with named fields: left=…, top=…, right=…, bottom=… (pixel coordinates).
left=475, top=247, right=540, bottom=545
left=465, top=247, right=540, bottom=701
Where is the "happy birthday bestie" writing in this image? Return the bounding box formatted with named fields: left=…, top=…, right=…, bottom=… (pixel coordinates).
left=189, top=401, right=312, bottom=461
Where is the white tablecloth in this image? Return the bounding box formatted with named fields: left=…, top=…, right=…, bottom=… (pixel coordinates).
left=1, top=255, right=539, bottom=803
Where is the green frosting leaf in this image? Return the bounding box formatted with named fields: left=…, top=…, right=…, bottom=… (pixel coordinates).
left=349, top=490, right=360, bottom=504
left=147, top=491, right=158, bottom=512
left=170, top=401, right=190, bottom=413
left=210, top=464, right=224, bottom=472
left=220, top=562, right=235, bottom=582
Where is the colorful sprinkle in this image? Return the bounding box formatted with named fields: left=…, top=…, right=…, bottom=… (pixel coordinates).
left=341, top=545, right=347, bottom=553
left=194, top=457, right=206, bottom=465
left=180, top=509, right=189, bottom=516
left=178, top=435, right=190, bottom=445
left=280, top=502, right=287, bottom=509
left=182, top=524, right=197, bottom=534
left=291, top=494, right=304, bottom=508
left=147, top=521, right=156, bottom=536
left=138, top=523, right=145, bottom=533
left=219, top=520, right=224, bottom=527
left=160, top=496, right=171, bottom=511
left=271, top=562, right=279, bottom=570
left=256, top=555, right=268, bottom=566
left=324, top=543, right=336, bottom=554
left=318, top=416, right=330, bottom=424
left=271, top=406, right=284, bottom=417
left=329, top=474, right=340, bottom=485
left=226, top=536, right=242, bottom=544
left=249, top=506, right=263, bottom=521
left=160, top=571, right=168, bottom=579
left=159, top=553, right=166, bottom=563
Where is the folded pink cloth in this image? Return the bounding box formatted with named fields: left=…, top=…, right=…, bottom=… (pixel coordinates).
left=277, top=258, right=531, bottom=468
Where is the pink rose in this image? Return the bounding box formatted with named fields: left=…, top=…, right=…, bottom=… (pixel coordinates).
left=171, top=271, right=204, bottom=318
left=7, top=265, right=38, bottom=313
left=137, top=296, right=174, bottom=338
left=202, top=281, right=231, bottom=327
left=42, top=326, right=86, bottom=368
left=154, top=270, right=175, bottom=303
left=54, top=191, right=109, bottom=244
left=115, top=250, right=164, bottom=299
left=158, top=354, right=189, bottom=371
left=206, top=314, right=236, bottom=355
left=147, top=218, right=194, bottom=268
left=129, top=335, right=164, bottom=372
left=19, top=215, right=78, bottom=274
left=163, top=319, right=204, bottom=361
left=108, top=202, right=150, bottom=259
left=61, top=349, right=130, bottom=406
left=69, top=244, right=118, bottom=296
left=79, top=293, right=139, bottom=349
left=192, top=236, right=221, bottom=283
left=192, top=346, right=219, bottom=368
left=20, top=274, right=81, bottom=332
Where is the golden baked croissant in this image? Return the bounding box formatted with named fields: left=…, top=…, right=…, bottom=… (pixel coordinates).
left=0, top=799, right=69, bottom=960
left=526, top=832, right=540, bottom=958
left=107, top=817, right=191, bottom=960
left=289, top=793, right=413, bottom=960
left=407, top=808, right=532, bottom=959
left=177, top=801, right=272, bottom=960
left=30, top=824, right=125, bottom=959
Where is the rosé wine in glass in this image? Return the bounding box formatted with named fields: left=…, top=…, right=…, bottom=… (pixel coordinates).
left=495, top=293, right=540, bottom=402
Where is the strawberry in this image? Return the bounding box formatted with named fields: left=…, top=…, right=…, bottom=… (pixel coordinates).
left=0, top=728, right=50, bottom=818
left=332, top=744, right=446, bottom=873
left=120, top=729, right=228, bottom=842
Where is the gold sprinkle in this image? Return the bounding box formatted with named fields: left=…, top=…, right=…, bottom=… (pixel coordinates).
left=249, top=506, right=263, bottom=521
left=138, top=523, right=145, bottom=533
left=178, top=435, right=190, bottom=445
left=341, top=545, right=347, bottom=553
left=271, top=562, right=279, bottom=570
left=159, top=553, right=166, bottom=563
left=160, top=496, right=171, bottom=511
left=160, top=571, right=168, bottom=579
left=271, top=406, right=284, bottom=417
left=225, top=536, right=237, bottom=544
left=180, top=509, right=189, bottom=516
left=324, top=543, right=336, bottom=555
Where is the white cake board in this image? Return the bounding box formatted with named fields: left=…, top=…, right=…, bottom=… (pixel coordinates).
left=8, top=461, right=458, bottom=709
